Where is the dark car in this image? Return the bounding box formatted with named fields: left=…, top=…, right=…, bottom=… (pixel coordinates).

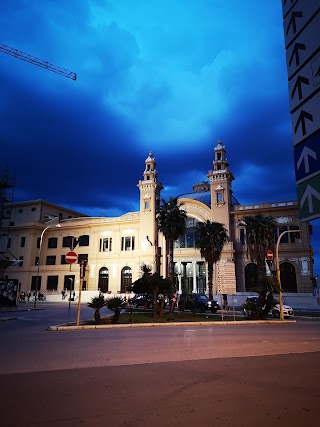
left=129, top=294, right=167, bottom=309
left=130, top=294, right=154, bottom=308
left=178, top=293, right=219, bottom=313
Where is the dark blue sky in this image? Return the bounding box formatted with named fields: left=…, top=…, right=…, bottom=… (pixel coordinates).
left=1, top=0, right=319, bottom=274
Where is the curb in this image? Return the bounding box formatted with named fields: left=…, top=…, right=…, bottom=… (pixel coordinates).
left=48, top=319, right=296, bottom=331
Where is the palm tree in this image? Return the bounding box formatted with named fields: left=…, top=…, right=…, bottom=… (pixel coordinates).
left=156, top=197, right=187, bottom=285
left=131, top=263, right=153, bottom=311
left=131, top=263, right=173, bottom=317
left=239, top=214, right=277, bottom=280
left=195, top=220, right=228, bottom=299
left=87, top=294, right=107, bottom=323
left=105, top=296, right=127, bottom=323
left=239, top=214, right=278, bottom=318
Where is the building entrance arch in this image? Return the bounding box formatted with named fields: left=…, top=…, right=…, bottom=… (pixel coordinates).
left=280, top=262, right=297, bottom=292
left=245, top=263, right=258, bottom=291
left=121, top=266, right=132, bottom=293
left=98, top=267, right=109, bottom=293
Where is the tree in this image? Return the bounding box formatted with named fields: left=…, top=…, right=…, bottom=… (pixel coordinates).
left=156, top=197, right=187, bottom=285
left=131, top=263, right=153, bottom=311
left=239, top=214, right=279, bottom=318
left=131, top=264, right=174, bottom=317
left=239, top=214, right=277, bottom=280
left=195, top=220, right=228, bottom=299
left=105, top=296, right=127, bottom=323
left=87, top=294, right=107, bottom=323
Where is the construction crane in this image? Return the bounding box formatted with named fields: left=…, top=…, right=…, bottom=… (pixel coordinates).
left=0, top=43, right=76, bottom=80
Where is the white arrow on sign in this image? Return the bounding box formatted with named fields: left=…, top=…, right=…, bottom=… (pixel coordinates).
left=300, top=184, right=320, bottom=213
left=297, top=146, right=317, bottom=173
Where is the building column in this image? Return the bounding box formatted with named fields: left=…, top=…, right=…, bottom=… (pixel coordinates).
left=177, top=262, right=182, bottom=294
left=192, top=262, right=197, bottom=293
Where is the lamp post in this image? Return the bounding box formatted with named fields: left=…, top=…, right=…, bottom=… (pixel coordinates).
left=34, top=219, right=61, bottom=308
left=275, top=229, right=301, bottom=321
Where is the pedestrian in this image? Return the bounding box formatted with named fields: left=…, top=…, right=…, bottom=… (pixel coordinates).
left=61, top=289, right=65, bottom=300
left=17, top=291, right=21, bottom=303
left=27, top=291, right=31, bottom=303
left=72, top=291, right=76, bottom=301
left=169, top=292, right=177, bottom=314
left=222, top=294, right=228, bottom=310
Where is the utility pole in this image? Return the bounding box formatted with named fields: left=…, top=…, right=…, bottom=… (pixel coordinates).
left=76, top=259, right=87, bottom=326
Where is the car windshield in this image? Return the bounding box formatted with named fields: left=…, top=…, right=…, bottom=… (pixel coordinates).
left=198, top=295, right=208, bottom=302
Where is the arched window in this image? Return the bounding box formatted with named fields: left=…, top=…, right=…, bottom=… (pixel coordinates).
left=174, top=217, right=199, bottom=249
left=99, top=267, right=109, bottom=293
left=280, top=262, right=297, bottom=292
left=245, top=263, right=258, bottom=291
left=121, top=266, right=132, bottom=293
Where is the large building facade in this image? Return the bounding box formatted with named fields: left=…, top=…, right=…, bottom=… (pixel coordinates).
left=1, top=141, right=315, bottom=295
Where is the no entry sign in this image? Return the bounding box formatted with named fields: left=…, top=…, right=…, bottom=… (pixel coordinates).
left=266, top=250, right=273, bottom=261
left=65, top=251, right=78, bottom=264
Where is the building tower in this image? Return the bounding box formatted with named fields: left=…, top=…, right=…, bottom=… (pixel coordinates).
left=208, top=140, right=234, bottom=236
left=137, top=152, right=163, bottom=273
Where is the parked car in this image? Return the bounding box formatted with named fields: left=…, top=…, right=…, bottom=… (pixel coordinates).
left=178, top=293, right=219, bottom=313
left=129, top=294, right=167, bottom=309
left=243, top=296, right=294, bottom=319
left=271, top=303, right=294, bottom=318
left=129, top=294, right=153, bottom=308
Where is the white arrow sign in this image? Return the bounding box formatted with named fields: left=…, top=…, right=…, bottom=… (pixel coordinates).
left=300, top=184, right=320, bottom=213
left=297, top=146, right=317, bottom=173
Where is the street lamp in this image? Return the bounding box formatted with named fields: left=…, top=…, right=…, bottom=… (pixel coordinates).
left=275, top=229, right=301, bottom=321
left=34, top=218, right=61, bottom=308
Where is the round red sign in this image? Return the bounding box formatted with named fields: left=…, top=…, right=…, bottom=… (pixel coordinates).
left=266, top=250, right=273, bottom=261
left=65, top=251, right=78, bottom=264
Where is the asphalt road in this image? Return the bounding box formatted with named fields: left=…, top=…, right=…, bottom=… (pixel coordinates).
left=0, top=303, right=320, bottom=426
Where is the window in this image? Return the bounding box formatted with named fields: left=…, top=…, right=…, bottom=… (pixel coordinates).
left=19, top=256, right=23, bottom=267
left=61, top=255, right=68, bottom=265
left=63, top=236, right=74, bottom=248
left=99, top=238, right=112, bottom=252
left=48, top=237, right=58, bottom=248
left=289, top=226, right=301, bottom=243
left=121, top=236, right=135, bottom=251
left=31, top=207, right=36, bottom=212
left=35, top=256, right=39, bottom=266
left=18, top=209, right=23, bottom=213
left=47, top=276, right=58, bottom=290
left=278, top=226, right=288, bottom=243
left=240, top=229, right=245, bottom=245
left=78, top=254, right=88, bottom=264
left=216, top=192, right=223, bottom=203
left=144, top=201, right=150, bottom=210
left=174, top=218, right=199, bottom=249
left=21, top=237, right=25, bottom=247
left=7, top=238, right=11, bottom=249
left=79, top=235, right=89, bottom=246
left=46, top=256, right=56, bottom=265
left=217, top=153, right=221, bottom=160
left=37, top=237, right=41, bottom=248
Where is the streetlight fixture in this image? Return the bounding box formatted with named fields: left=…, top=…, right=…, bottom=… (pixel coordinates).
left=34, top=218, right=61, bottom=308
left=275, top=229, right=301, bottom=321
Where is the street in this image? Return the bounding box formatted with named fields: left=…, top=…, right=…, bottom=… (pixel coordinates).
left=0, top=303, right=320, bottom=426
